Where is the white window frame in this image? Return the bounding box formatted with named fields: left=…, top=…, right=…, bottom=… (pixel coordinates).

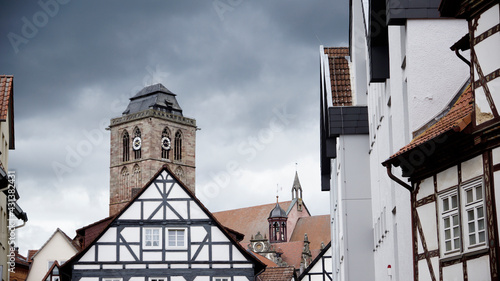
left=149, top=278, right=165, bottom=281
left=439, top=189, right=461, bottom=256
left=461, top=178, right=487, bottom=251
left=166, top=228, right=187, bottom=249
left=214, top=278, right=230, bottom=281
left=438, top=177, right=487, bottom=258
left=143, top=227, right=162, bottom=249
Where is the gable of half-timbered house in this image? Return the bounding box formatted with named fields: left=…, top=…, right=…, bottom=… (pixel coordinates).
left=298, top=242, right=332, bottom=281
left=62, top=165, right=265, bottom=281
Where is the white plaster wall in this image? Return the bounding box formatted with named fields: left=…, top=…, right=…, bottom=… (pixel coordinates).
left=26, top=231, right=78, bottom=281
left=349, top=0, right=368, bottom=106
left=338, top=135, right=374, bottom=280
left=442, top=263, right=464, bottom=281
left=461, top=155, right=483, bottom=182
left=406, top=19, right=469, bottom=132
left=467, top=255, right=490, bottom=281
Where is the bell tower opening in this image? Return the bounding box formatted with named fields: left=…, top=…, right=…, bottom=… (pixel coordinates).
left=268, top=196, right=288, bottom=243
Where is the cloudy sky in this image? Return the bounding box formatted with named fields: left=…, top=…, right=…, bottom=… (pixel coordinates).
left=0, top=1, right=348, bottom=254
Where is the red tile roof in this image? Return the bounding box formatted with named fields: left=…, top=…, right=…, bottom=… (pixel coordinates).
left=27, top=250, right=38, bottom=262
left=0, top=75, right=13, bottom=121
left=388, top=85, right=473, bottom=160
left=258, top=266, right=297, bottom=281
left=213, top=201, right=294, bottom=245
left=289, top=215, right=330, bottom=250
left=74, top=216, right=115, bottom=249
left=249, top=251, right=278, bottom=267
left=323, top=47, right=352, bottom=106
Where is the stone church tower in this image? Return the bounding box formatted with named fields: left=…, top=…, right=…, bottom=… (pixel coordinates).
left=109, top=83, right=196, bottom=216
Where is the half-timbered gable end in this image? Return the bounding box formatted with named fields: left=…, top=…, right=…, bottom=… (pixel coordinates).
left=298, top=242, right=332, bottom=281
left=63, top=165, right=265, bottom=281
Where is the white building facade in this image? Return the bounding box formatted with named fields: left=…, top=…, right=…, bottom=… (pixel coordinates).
left=347, top=0, right=470, bottom=280
left=319, top=47, right=374, bottom=280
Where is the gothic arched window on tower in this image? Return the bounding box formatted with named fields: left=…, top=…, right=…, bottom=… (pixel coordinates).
left=161, top=127, right=171, bottom=160
left=122, top=130, right=130, bottom=162
left=133, top=127, right=142, bottom=159
left=120, top=167, right=129, bottom=201
left=174, top=130, right=182, bottom=161
left=132, top=164, right=142, bottom=198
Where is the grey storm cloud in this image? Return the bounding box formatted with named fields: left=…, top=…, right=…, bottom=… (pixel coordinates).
left=1, top=0, right=347, bottom=253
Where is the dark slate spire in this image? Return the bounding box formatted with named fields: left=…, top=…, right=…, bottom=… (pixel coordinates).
left=122, top=83, right=183, bottom=116
left=269, top=196, right=287, bottom=218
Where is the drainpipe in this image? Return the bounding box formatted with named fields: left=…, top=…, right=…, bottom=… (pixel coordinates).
left=450, top=34, right=471, bottom=67
left=384, top=164, right=413, bottom=192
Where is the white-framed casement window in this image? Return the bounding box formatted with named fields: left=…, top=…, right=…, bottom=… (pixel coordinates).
left=214, top=278, right=230, bottom=281
left=438, top=177, right=487, bottom=258
left=143, top=228, right=162, bottom=249
left=167, top=228, right=186, bottom=248
left=150, top=278, right=165, bottom=281
left=462, top=179, right=486, bottom=249
left=439, top=189, right=461, bottom=255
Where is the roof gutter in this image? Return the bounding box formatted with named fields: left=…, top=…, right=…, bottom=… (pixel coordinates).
left=384, top=164, right=413, bottom=192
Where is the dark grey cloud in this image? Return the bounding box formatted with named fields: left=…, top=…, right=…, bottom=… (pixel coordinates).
left=1, top=0, right=346, bottom=254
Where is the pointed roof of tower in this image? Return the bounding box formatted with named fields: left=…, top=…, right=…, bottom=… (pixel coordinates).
left=269, top=197, right=287, bottom=218
left=292, top=171, right=302, bottom=191
left=122, top=83, right=183, bottom=116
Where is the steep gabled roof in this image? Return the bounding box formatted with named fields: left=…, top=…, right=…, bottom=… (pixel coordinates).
left=73, top=215, right=115, bottom=249
left=289, top=215, right=330, bottom=250
left=31, top=228, right=78, bottom=261
left=213, top=201, right=295, bottom=245
left=62, top=165, right=265, bottom=275
left=323, top=47, right=352, bottom=106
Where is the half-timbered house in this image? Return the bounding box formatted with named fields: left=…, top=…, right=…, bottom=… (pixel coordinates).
left=61, top=165, right=265, bottom=281
left=382, top=1, right=500, bottom=279
left=298, top=242, right=332, bottom=281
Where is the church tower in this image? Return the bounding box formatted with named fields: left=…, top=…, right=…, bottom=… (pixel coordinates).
left=109, top=83, right=196, bottom=216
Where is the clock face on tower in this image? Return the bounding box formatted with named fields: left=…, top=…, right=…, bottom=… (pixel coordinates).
left=133, top=137, right=142, bottom=150
left=255, top=242, right=264, bottom=252
left=161, top=137, right=171, bottom=150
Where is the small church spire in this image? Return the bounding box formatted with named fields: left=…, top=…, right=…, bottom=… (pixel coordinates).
left=291, top=171, right=303, bottom=211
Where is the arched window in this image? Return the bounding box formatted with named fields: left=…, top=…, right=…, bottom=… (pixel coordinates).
left=134, top=127, right=141, bottom=159
left=122, top=130, right=130, bottom=162
left=161, top=127, right=170, bottom=159
left=120, top=167, right=129, bottom=201
left=133, top=164, right=141, bottom=188
left=174, top=130, right=182, bottom=161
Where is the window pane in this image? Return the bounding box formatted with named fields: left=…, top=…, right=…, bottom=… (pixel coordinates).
left=454, top=238, right=460, bottom=249
left=451, top=195, right=458, bottom=208
left=468, top=222, right=475, bottom=233
left=466, top=189, right=473, bottom=204
left=478, top=218, right=485, bottom=230
left=444, top=217, right=450, bottom=228
left=443, top=198, right=449, bottom=211
left=453, top=226, right=460, bottom=237
left=446, top=241, right=451, bottom=251
left=476, top=186, right=483, bottom=200
left=478, top=207, right=484, bottom=218
left=469, top=234, right=476, bottom=245
left=452, top=215, right=459, bottom=226
left=445, top=229, right=451, bottom=239
left=468, top=210, right=475, bottom=221
left=479, top=231, right=486, bottom=243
